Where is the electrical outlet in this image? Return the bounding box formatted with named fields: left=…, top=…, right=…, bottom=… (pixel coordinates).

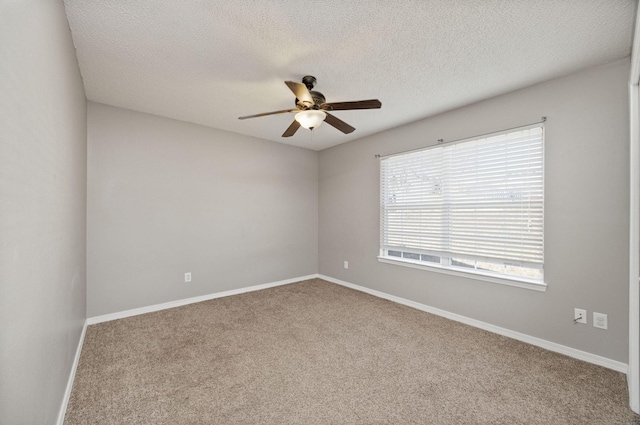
left=185, top=272, right=191, bottom=283
left=344, top=261, right=349, bottom=269
left=574, top=308, right=587, bottom=324
left=593, top=312, right=608, bottom=330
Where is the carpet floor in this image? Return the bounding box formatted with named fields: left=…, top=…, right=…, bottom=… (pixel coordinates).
left=65, top=278, right=640, bottom=424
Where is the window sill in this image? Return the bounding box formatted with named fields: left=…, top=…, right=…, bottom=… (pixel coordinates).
left=377, top=256, right=547, bottom=292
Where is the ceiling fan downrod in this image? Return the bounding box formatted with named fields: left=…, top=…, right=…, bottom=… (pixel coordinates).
left=302, top=75, right=317, bottom=91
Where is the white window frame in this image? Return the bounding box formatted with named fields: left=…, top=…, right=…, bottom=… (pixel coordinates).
left=378, top=124, right=546, bottom=291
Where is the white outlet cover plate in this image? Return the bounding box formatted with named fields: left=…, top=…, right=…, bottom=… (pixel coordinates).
left=593, top=312, right=608, bottom=330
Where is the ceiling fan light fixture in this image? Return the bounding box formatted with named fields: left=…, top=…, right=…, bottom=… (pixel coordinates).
left=295, top=110, right=326, bottom=130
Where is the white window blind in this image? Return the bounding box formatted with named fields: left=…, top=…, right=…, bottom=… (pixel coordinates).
left=380, top=125, right=544, bottom=281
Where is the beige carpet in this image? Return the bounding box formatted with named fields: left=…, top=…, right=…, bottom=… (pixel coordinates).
left=65, top=278, right=639, bottom=424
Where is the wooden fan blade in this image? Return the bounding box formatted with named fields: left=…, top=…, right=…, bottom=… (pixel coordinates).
left=324, top=113, right=355, bottom=134
left=282, top=120, right=301, bottom=137
left=285, top=81, right=314, bottom=106
left=322, top=99, right=381, bottom=111
left=238, top=109, right=296, bottom=120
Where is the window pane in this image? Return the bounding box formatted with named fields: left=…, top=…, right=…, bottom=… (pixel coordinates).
left=420, top=254, right=440, bottom=263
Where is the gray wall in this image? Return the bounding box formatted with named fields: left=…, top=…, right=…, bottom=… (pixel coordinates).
left=319, top=59, right=630, bottom=362
left=87, top=103, right=318, bottom=317
left=0, top=1, right=87, bottom=424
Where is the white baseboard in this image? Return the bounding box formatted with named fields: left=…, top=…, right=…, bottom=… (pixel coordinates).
left=56, top=319, right=88, bottom=425
left=86, top=274, right=318, bottom=325
left=319, top=274, right=628, bottom=374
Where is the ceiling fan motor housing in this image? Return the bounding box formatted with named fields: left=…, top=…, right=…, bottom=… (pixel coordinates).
left=293, top=76, right=324, bottom=109
left=295, top=91, right=325, bottom=109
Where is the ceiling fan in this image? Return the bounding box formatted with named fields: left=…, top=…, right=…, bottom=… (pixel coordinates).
left=238, top=75, right=382, bottom=137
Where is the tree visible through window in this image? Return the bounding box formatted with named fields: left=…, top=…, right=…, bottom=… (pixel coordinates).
left=380, top=125, right=544, bottom=283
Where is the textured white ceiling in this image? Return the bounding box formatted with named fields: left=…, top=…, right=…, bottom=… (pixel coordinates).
left=63, top=1, right=635, bottom=151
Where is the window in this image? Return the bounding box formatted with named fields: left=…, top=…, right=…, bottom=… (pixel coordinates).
left=379, top=125, right=544, bottom=287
